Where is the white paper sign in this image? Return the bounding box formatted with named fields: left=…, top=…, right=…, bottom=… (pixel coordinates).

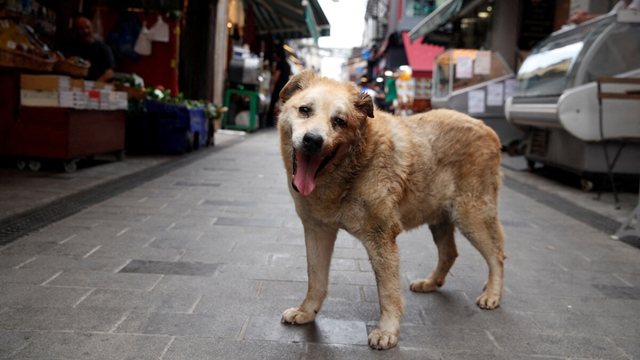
left=468, top=89, right=486, bottom=114
left=487, top=83, right=504, bottom=106
left=504, top=78, right=520, bottom=100
left=456, top=57, right=473, bottom=79
left=474, top=50, right=492, bottom=75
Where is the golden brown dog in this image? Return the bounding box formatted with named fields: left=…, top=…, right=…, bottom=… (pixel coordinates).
left=277, top=70, right=505, bottom=350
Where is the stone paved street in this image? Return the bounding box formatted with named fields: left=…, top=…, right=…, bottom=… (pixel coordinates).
left=0, top=129, right=639, bottom=359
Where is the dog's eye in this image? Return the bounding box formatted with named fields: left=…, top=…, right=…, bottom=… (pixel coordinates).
left=298, top=106, right=311, bottom=116
left=332, top=117, right=347, bottom=129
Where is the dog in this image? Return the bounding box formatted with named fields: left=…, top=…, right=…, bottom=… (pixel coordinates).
left=277, top=70, right=505, bottom=350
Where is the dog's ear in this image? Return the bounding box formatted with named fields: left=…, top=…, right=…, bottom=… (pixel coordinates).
left=279, top=69, right=316, bottom=103
left=355, top=92, right=374, bottom=118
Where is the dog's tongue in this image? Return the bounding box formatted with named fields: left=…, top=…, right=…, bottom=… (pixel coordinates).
left=293, top=152, right=322, bottom=196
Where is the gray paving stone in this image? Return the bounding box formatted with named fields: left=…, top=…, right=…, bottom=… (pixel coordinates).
left=216, top=264, right=309, bottom=282
left=244, top=316, right=368, bottom=346
left=18, top=255, right=129, bottom=272
left=270, top=253, right=359, bottom=271
left=258, top=280, right=361, bottom=302
left=88, top=243, right=184, bottom=262
left=0, top=330, right=31, bottom=359
left=0, top=283, right=91, bottom=308
left=610, top=336, right=640, bottom=360
left=528, top=310, right=640, bottom=338
left=215, top=216, right=284, bottom=228
left=76, top=288, right=200, bottom=313
left=152, top=275, right=259, bottom=298
left=490, top=329, right=630, bottom=359
left=119, top=259, right=220, bottom=276
left=303, top=343, right=442, bottom=360
left=0, top=255, right=35, bottom=269
left=10, top=331, right=171, bottom=360
left=179, top=246, right=272, bottom=265
left=0, top=240, right=59, bottom=256
left=0, top=306, right=127, bottom=332
left=115, top=312, right=245, bottom=338
left=0, top=267, right=60, bottom=285
left=163, top=338, right=305, bottom=360
left=46, top=270, right=162, bottom=290
left=396, top=324, right=501, bottom=353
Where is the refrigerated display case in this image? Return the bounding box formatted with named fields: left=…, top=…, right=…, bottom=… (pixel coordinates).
left=505, top=11, right=640, bottom=176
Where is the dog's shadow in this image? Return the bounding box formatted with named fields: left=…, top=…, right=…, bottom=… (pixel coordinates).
left=280, top=317, right=370, bottom=346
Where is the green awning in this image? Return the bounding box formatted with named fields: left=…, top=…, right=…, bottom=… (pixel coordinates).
left=408, top=0, right=463, bottom=42
left=248, top=0, right=330, bottom=41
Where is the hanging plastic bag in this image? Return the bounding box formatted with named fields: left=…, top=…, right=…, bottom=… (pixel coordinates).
left=134, top=23, right=152, bottom=55
left=149, top=15, right=169, bottom=43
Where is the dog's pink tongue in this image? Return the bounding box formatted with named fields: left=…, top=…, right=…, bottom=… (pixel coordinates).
left=293, top=152, right=322, bottom=196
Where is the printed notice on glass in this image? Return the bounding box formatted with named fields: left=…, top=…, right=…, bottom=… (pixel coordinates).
left=474, top=50, right=491, bottom=75
left=504, top=78, right=519, bottom=100
left=456, top=57, right=473, bottom=79
left=468, top=89, right=485, bottom=114
left=487, top=83, right=504, bottom=106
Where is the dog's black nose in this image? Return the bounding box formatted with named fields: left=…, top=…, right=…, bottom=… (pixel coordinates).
left=302, top=133, right=324, bottom=154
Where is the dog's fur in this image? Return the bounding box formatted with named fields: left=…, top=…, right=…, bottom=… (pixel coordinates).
left=277, top=70, right=505, bottom=350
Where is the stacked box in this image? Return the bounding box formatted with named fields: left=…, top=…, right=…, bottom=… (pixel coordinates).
left=20, top=74, right=71, bottom=107
left=111, top=92, right=129, bottom=110
left=19, top=75, right=127, bottom=110
left=20, top=90, right=59, bottom=107
left=85, top=90, right=101, bottom=110
left=20, top=74, right=70, bottom=91
left=59, top=91, right=89, bottom=109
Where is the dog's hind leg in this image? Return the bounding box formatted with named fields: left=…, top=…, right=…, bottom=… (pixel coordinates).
left=409, top=220, right=457, bottom=293
left=455, top=202, right=505, bottom=310
left=281, top=223, right=337, bottom=325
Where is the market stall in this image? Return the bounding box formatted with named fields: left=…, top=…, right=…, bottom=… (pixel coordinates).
left=0, top=1, right=227, bottom=171
left=0, top=9, right=127, bottom=172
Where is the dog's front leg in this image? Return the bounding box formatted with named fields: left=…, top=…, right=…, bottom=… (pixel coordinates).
left=361, top=233, right=404, bottom=350
left=281, top=222, right=337, bottom=325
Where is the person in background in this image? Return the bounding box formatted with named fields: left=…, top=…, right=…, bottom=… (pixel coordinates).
left=267, top=45, right=291, bottom=127
left=66, top=16, right=115, bottom=82
left=569, top=0, right=639, bottom=24
left=384, top=73, right=398, bottom=114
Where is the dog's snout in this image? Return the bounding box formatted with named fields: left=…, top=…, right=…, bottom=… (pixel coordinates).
left=302, top=133, right=324, bottom=154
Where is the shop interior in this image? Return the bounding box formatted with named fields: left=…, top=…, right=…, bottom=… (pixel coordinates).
left=0, top=0, right=229, bottom=173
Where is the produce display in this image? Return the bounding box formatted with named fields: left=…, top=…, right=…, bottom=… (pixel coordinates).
left=0, top=18, right=56, bottom=70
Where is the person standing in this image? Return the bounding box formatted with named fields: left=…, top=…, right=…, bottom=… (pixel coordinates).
left=267, top=45, right=291, bottom=127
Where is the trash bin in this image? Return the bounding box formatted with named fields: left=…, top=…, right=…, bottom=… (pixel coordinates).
left=222, top=88, right=259, bottom=132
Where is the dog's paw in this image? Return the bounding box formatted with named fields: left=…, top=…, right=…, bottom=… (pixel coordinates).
left=476, top=291, right=501, bottom=310
left=281, top=307, right=316, bottom=324
left=409, top=278, right=441, bottom=293
left=368, top=328, right=398, bottom=350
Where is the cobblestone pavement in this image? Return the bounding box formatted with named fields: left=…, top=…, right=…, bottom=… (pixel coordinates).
left=0, top=129, right=639, bottom=359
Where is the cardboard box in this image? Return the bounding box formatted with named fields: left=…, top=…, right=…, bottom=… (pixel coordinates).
left=70, top=79, right=84, bottom=91
left=21, top=90, right=59, bottom=107
left=86, top=89, right=101, bottom=110
left=20, top=75, right=70, bottom=92
left=59, top=91, right=88, bottom=109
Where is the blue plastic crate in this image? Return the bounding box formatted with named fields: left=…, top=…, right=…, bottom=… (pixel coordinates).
left=144, top=100, right=208, bottom=154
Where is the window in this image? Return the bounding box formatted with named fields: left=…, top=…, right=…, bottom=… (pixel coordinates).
left=405, top=0, right=436, bottom=18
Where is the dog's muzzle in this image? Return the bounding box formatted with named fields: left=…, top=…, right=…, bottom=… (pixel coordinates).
left=291, top=132, right=336, bottom=197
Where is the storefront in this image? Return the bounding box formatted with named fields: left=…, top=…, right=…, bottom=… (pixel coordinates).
left=0, top=0, right=329, bottom=171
